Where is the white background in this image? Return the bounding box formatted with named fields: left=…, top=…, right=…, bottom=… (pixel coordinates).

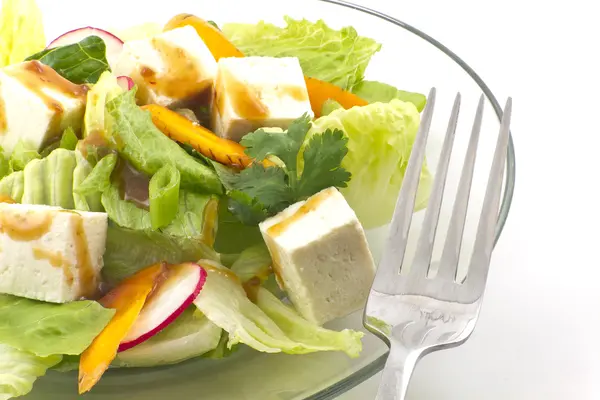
left=342, top=0, right=600, bottom=398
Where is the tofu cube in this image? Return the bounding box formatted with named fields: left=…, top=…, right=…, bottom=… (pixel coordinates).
left=0, top=61, right=86, bottom=153
left=114, top=26, right=217, bottom=108
left=0, top=203, right=108, bottom=303
left=259, top=187, right=376, bottom=325
left=212, top=56, right=313, bottom=142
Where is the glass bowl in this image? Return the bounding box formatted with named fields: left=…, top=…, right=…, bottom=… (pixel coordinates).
left=28, top=0, right=515, bottom=398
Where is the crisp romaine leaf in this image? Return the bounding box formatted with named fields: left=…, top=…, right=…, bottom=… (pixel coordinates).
left=51, top=354, right=79, bottom=373
left=59, top=127, right=78, bottom=150
left=115, top=308, right=221, bottom=367
left=321, top=99, right=343, bottom=116
left=22, top=148, right=77, bottom=209
left=82, top=71, right=123, bottom=139
left=0, top=344, right=61, bottom=400
left=102, top=183, right=152, bottom=230
left=255, top=289, right=363, bottom=358
left=203, top=331, right=237, bottom=359
left=231, top=244, right=272, bottom=283
left=102, top=225, right=219, bottom=285
left=0, top=149, right=11, bottom=181
left=297, top=128, right=350, bottom=198
left=75, top=153, right=117, bottom=196
left=9, top=140, right=40, bottom=172
left=25, top=36, right=110, bottom=84
left=352, top=81, right=427, bottom=112
left=161, top=192, right=216, bottom=238
left=309, top=99, right=432, bottom=228
left=0, top=171, right=23, bottom=202
left=0, top=0, right=45, bottom=67
left=105, top=90, right=222, bottom=194
left=223, top=17, right=380, bottom=90
left=0, top=295, right=115, bottom=357
left=149, top=164, right=180, bottom=229
left=72, top=152, right=103, bottom=212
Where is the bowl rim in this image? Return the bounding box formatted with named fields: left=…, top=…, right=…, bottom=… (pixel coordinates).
left=306, top=0, right=516, bottom=399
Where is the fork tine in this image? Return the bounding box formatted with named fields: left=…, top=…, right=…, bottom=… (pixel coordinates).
left=437, top=95, right=485, bottom=282
left=373, top=87, right=436, bottom=293
left=464, top=98, right=512, bottom=290
left=411, top=93, right=461, bottom=279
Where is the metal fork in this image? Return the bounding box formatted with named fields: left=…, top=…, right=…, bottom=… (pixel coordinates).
left=364, top=88, right=512, bottom=400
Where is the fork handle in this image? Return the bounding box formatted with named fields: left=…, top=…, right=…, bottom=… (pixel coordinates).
left=376, top=339, right=419, bottom=400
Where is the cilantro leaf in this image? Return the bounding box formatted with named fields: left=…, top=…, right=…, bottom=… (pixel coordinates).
left=228, top=190, right=269, bottom=225
left=241, top=114, right=311, bottom=177
left=231, top=164, right=291, bottom=212
left=297, top=129, right=351, bottom=198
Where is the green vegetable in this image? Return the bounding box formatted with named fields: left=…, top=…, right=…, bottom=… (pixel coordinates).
left=9, top=140, right=40, bottom=172
left=105, top=89, right=222, bottom=194
left=0, top=151, right=11, bottom=181
left=101, top=183, right=151, bottom=230
left=227, top=115, right=350, bottom=224
left=0, top=344, right=61, bottom=400
left=309, top=99, right=432, bottom=228
left=115, top=308, right=221, bottom=367
left=223, top=17, right=380, bottom=90
left=83, top=71, right=123, bottom=138
left=72, top=152, right=103, bottom=212
left=321, top=99, right=343, bottom=116
left=194, top=261, right=363, bottom=356
left=214, top=198, right=264, bottom=254
left=0, top=0, right=46, bottom=67
left=21, top=149, right=77, bottom=209
left=51, top=354, right=79, bottom=373
left=75, top=152, right=116, bottom=196
left=102, top=225, right=219, bottom=285
left=0, top=171, right=23, bottom=202
left=352, top=81, right=427, bottom=112
left=256, top=289, right=363, bottom=358
left=149, top=164, right=181, bottom=229
left=0, top=295, right=115, bottom=357
left=59, top=127, right=79, bottom=150
left=26, top=36, right=110, bottom=84
left=231, top=244, right=272, bottom=283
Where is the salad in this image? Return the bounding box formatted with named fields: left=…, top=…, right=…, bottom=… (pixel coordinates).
left=0, top=0, right=432, bottom=398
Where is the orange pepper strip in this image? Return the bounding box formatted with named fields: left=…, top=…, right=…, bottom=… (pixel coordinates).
left=163, top=14, right=367, bottom=118
left=78, top=263, right=167, bottom=394
left=142, top=104, right=255, bottom=168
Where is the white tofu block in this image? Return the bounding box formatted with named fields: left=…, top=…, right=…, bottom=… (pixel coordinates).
left=0, top=203, right=108, bottom=303
left=259, top=187, right=376, bottom=325
left=114, top=26, right=217, bottom=108
left=212, top=56, right=313, bottom=142
left=0, top=61, right=86, bottom=153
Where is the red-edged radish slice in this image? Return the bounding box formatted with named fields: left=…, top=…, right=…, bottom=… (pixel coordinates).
left=47, top=27, right=124, bottom=69
left=117, top=76, right=134, bottom=91
left=118, top=263, right=207, bottom=352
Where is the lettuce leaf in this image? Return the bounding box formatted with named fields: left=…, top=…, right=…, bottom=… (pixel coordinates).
left=115, top=308, right=221, bottom=367
left=352, top=81, right=427, bottom=111
left=0, top=0, right=45, bottom=67
left=0, top=344, right=61, bottom=400
left=83, top=71, right=123, bottom=139
left=223, top=17, right=380, bottom=90
left=9, top=140, right=40, bottom=172
left=0, top=295, right=115, bottom=357
left=230, top=244, right=272, bottom=283
left=72, top=152, right=103, bottom=212
left=0, top=171, right=23, bottom=202
left=105, top=89, right=222, bottom=194
left=149, top=164, right=180, bottom=229
left=102, top=225, right=219, bottom=285
left=309, top=99, right=432, bottom=228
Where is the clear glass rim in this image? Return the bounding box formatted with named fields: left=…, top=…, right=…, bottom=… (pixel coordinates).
left=306, top=0, right=516, bottom=398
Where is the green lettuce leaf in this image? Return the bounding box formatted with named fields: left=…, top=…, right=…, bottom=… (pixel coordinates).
left=103, top=225, right=219, bottom=285
left=230, top=244, right=272, bottom=283
left=352, top=81, right=427, bottom=111
left=0, top=295, right=115, bottom=357
left=149, top=164, right=180, bottom=230
left=9, top=140, right=40, bottom=172
left=26, top=36, right=110, bottom=84
left=101, top=183, right=152, bottom=230
left=72, top=152, right=103, bottom=212
left=59, top=127, right=78, bottom=151
left=223, top=17, right=380, bottom=90
left=0, top=0, right=45, bottom=67
left=21, top=148, right=77, bottom=209
left=0, top=344, right=61, bottom=400
left=0, top=171, right=23, bottom=202
left=83, top=71, right=123, bottom=139
left=309, top=99, right=432, bottom=228
left=75, top=152, right=116, bottom=196
left=214, top=198, right=264, bottom=254
left=105, top=89, right=222, bottom=194
left=115, top=308, right=221, bottom=367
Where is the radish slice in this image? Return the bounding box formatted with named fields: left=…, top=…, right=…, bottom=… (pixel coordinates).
left=117, top=76, right=134, bottom=91
left=118, top=263, right=207, bottom=352
left=47, top=27, right=124, bottom=69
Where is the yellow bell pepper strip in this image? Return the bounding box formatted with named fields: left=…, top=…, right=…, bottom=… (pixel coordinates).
left=78, top=263, right=167, bottom=394
left=142, top=104, right=256, bottom=168
left=163, top=14, right=367, bottom=117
